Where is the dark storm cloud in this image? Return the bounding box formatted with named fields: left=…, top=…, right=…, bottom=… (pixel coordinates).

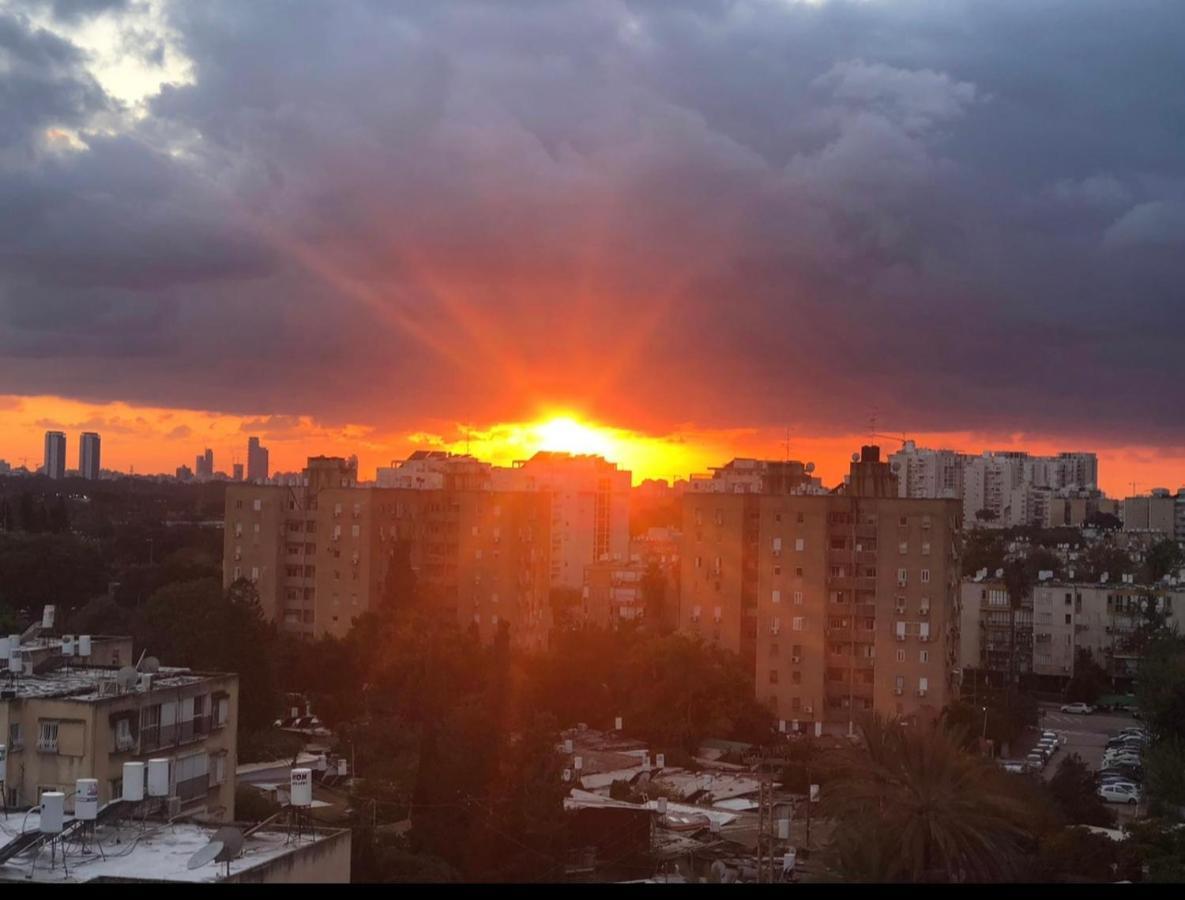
left=3, top=0, right=1185, bottom=443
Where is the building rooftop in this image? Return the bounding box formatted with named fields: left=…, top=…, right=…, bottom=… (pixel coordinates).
left=0, top=814, right=348, bottom=884
left=2, top=665, right=221, bottom=702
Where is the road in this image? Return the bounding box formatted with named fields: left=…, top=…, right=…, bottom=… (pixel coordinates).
left=1034, top=702, right=1144, bottom=824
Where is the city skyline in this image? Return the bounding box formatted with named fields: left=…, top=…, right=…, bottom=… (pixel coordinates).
left=3, top=2, right=1185, bottom=501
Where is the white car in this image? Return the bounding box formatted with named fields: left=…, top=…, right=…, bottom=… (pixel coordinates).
left=1098, top=783, right=1141, bottom=805
left=1025, top=751, right=1047, bottom=770
left=1037, top=738, right=1059, bottom=755
left=1041, top=731, right=1065, bottom=745
left=1060, top=702, right=1095, bottom=714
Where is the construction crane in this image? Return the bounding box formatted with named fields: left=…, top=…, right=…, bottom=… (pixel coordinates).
left=869, top=432, right=911, bottom=448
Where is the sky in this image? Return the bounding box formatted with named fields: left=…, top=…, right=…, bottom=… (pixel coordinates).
left=3, top=0, right=1185, bottom=493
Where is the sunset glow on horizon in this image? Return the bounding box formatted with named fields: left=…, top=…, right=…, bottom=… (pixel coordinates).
left=5, top=393, right=1185, bottom=498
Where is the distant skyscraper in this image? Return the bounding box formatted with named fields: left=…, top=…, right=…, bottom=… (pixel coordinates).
left=233, top=462, right=244, bottom=481
left=79, top=432, right=101, bottom=480
left=247, top=437, right=269, bottom=483
left=44, top=431, right=66, bottom=480
left=196, top=448, right=214, bottom=479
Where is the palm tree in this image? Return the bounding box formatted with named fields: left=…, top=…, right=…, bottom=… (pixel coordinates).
left=822, top=714, right=1036, bottom=882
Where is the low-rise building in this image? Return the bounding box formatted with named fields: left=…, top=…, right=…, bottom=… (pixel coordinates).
left=1, top=647, right=237, bottom=819
left=960, top=576, right=1182, bottom=684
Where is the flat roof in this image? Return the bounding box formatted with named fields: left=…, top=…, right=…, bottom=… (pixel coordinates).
left=0, top=815, right=346, bottom=883
left=1, top=665, right=229, bottom=702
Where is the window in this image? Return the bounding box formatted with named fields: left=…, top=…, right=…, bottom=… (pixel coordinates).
left=792, top=617, right=804, bottom=632
left=795, top=538, right=805, bottom=552
left=792, top=671, right=801, bottom=684
left=919, top=622, right=931, bottom=642
left=772, top=537, right=783, bottom=553
left=920, top=568, right=931, bottom=584
left=899, top=542, right=908, bottom=555
left=795, top=567, right=804, bottom=577
left=920, top=650, right=929, bottom=664
left=897, top=568, right=908, bottom=585
left=691, top=605, right=702, bottom=623
left=210, top=753, right=228, bottom=787
left=894, top=675, right=905, bottom=694
left=115, top=717, right=134, bottom=751
left=351, top=524, right=360, bottom=538
left=250, top=566, right=260, bottom=582
left=769, top=670, right=779, bottom=685
left=9, top=722, right=22, bottom=750
left=793, top=591, right=804, bottom=605
left=773, top=565, right=781, bottom=576
left=796, top=512, right=804, bottom=524
left=921, top=542, right=931, bottom=556
left=38, top=720, right=59, bottom=753
left=896, top=648, right=905, bottom=662
left=899, top=516, right=908, bottom=527
left=253, top=499, right=262, bottom=512
left=918, top=677, right=929, bottom=695
left=772, top=590, right=781, bottom=605
left=1065, top=613, right=1072, bottom=624
left=895, top=621, right=907, bottom=641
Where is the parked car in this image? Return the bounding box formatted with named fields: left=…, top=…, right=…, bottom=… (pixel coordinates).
left=1000, top=760, right=1027, bottom=775
left=1103, top=749, right=1142, bottom=762
left=1041, top=731, right=1065, bottom=745
left=1098, top=777, right=1141, bottom=793
left=1038, top=737, right=1060, bottom=754
left=1025, top=751, right=1047, bottom=770
left=1060, top=702, right=1095, bottom=714
left=1118, top=726, right=1147, bottom=737
left=1098, top=783, right=1142, bottom=805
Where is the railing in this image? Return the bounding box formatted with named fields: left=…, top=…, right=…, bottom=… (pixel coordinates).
left=36, top=738, right=58, bottom=753
left=115, top=733, right=137, bottom=752
left=177, top=775, right=209, bottom=803
left=140, top=725, right=161, bottom=752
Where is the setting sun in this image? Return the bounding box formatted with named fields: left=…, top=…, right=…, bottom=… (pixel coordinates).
left=532, top=416, right=619, bottom=458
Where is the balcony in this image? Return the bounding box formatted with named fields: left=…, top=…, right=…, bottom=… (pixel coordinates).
left=827, top=575, right=877, bottom=592
left=177, top=775, right=210, bottom=803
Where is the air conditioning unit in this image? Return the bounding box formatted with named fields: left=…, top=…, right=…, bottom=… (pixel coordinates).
left=919, top=608, right=930, bottom=617
left=893, top=688, right=904, bottom=696
left=916, top=689, right=927, bottom=697
left=894, top=606, right=906, bottom=615
left=896, top=634, right=906, bottom=642
left=791, top=655, right=801, bottom=664
left=803, top=705, right=813, bottom=714
left=897, top=580, right=908, bottom=588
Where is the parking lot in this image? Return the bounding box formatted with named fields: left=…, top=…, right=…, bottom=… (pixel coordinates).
left=1035, top=702, right=1145, bottom=824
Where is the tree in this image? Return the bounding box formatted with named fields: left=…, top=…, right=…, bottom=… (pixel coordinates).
left=1143, top=738, right=1185, bottom=815
left=1003, top=559, right=1034, bottom=693
left=975, top=508, right=998, bottom=524
left=1084, top=511, right=1122, bottom=531
left=1065, top=649, right=1109, bottom=705
left=1047, top=754, right=1116, bottom=827
left=1134, top=635, right=1185, bottom=743
left=1144, top=539, right=1184, bottom=583
left=1032, top=826, right=1138, bottom=882
left=823, top=715, right=1037, bottom=882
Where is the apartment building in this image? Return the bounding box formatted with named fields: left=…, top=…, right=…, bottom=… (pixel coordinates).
left=960, top=576, right=1182, bottom=684
left=680, top=447, right=962, bottom=734
left=225, top=456, right=552, bottom=647
left=1122, top=489, right=1180, bottom=537
left=1, top=648, right=237, bottom=819
left=686, top=458, right=824, bottom=495
left=889, top=443, right=1100, bottom=528
left=493, top=452, right=631, bottom=591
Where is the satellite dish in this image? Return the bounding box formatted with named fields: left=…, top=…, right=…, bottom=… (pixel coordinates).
left=851, top=453, right=860, bottom=463
left=805, top=462, right=815, bottom=474
left=116, top=666, right=139, bottom=691
left=142, top=657, right=161, bottom=674
left=213, top=827, right=244, bottom=862
left=187, top=840, right=224, bottom=870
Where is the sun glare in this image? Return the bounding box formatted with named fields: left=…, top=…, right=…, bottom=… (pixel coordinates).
left=532, top=416, right=617, bottom=458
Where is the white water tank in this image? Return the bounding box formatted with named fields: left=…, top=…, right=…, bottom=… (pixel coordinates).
left=140, top=673, right=154, bottom=693
left=42, top=606, right=55, bottom=629
left=336, top=758, right=349, bottom=777
left=147, top=758, right=170, bottom=797
left=777, top=818, right=790, bottom=840
left=614, top=716, right=623, bottom=731
left=656, top=753, right=665, bottom=768
left=573, top=755, right=583, bottom=771
left=123, top=762, right=146, bottom=801
left=562, top=739, right=573, bottom=754
left=40, top=792, right=65, bottom=833
left=290, top=768, right=313, bottom=807
left=79, top=635, right=92, bottom=657
left=642, top=752, right=651, bottom=768
left=62, top=635, right=75, bottom=657
left=75, top=778, right=99, bottom=820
